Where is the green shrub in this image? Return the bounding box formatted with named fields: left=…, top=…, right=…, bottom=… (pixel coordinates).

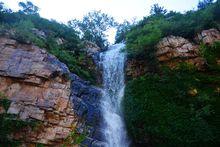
left=200, top=41, right=220, bottom=71
left=48, top=42, right=96, bottom=83
left=0, top=93, right=40, bottom=146
left=63, top=128, right=86, bottom=146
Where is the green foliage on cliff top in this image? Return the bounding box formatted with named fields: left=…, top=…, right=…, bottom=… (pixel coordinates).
left=124, top=43, right=220, bottom=146
left=68, top=10, right=117, bottom=49
left=121, top=0, right=220, bottom=63
left=0, top=1, right=98, bottom=82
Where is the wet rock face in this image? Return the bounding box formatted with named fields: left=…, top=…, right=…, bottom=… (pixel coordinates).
left=196, top=28, right=220, bottom=45
left=0, top=37, right=76, bottom=145
left=156, top=36, right=206, bottom=70
left=70, top=74, right=105, bottom=146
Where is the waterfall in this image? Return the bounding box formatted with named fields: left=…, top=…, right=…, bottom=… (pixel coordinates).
left=100, top=43, right=130, bottom=147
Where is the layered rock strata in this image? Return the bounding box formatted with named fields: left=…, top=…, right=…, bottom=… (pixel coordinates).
left=0, top=37, right=103, bottom=146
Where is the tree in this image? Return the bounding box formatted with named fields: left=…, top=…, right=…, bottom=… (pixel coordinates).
left=0, top=2, right=12, bottom=13
left=19, top=1, right=39, bottom=15
left=197, top=0, right=214, bottom=9
left=115, top=20, right=133, bottom=43
left=0, top=2, right=3, bottom=11
left=68, top=10, right=117, bottom=49
left=150, top=4, right=167, bottom=15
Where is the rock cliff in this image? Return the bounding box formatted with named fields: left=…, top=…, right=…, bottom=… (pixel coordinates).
left=0, top=37, right=103, bottom=146
left=126, top=29, right=220, bottom=79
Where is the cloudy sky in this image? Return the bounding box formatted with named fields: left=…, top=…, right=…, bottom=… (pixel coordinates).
left=2, top=0, right=201, bottom=43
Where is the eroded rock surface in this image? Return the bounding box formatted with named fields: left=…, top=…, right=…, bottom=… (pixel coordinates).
left=196, top=28, right=220, bottom=45
left=0, top=37, right=104, bottom=146
left=156, top=36, right=206, bottom=70
left=82, top=41, right=102, bottom=56
left=0, top=37, right=75, bottom=145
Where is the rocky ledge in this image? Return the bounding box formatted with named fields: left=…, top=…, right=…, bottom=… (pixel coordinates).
left=0, top=37, right=103, bottom=146
left=126, top=29, right=220, bottom=78
left=156, top=35, right=206, bottom=70
left=156, top=29, right=220, bottom=70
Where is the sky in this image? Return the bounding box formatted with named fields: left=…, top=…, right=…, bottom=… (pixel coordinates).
left=2, top=0, right=201, bottom=43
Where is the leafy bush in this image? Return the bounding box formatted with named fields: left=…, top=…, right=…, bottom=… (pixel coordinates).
left=0, top=93, right=40, bottom=146
left=200, top=41, right=220, bottom=71
left=12, top=20, right=45, bottom=46
left=115, top=20, right=134, bottom=43
left=49, top=43, right=96, bottom=82
left=63, top=129, right=86, bottom=146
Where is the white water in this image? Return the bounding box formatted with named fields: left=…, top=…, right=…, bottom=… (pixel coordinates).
left=100, top=43, right=130, bottom=147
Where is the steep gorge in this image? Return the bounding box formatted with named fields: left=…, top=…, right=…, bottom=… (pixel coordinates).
left=0, top=28, right=219, bottom=147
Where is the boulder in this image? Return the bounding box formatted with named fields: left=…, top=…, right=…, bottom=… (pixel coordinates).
left=56, top=38, right=65, bottom=45
left=156, top=36, right=206, bottom=70
left=31, top=28, right=47, bottom=39
left=196, top=28, right=220, bottom=45
left=82, top=41, right=102, bottom=56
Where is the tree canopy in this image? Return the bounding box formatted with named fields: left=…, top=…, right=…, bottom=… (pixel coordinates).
left=18, top=1, right=39, bottom=15
left=150, top=4, right=167, bottom=15
left=68, top=10, right=117, bottom=49
left=198, top=0, right=214, bottom=9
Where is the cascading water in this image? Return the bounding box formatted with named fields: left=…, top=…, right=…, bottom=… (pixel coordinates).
left=100, top=43, right=130, bottom=147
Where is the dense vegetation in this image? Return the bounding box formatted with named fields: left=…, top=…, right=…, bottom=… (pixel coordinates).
left=123, top=1, right=220, bottom=146
left=0, top=0, right=220, bottom=146
left=68, top=10, right=117, bottom=49
left=124, top=42, right=220, bottom=146
left=0, top=1, right=116, bottom=83
left=116, top=0, right=220, bottom=63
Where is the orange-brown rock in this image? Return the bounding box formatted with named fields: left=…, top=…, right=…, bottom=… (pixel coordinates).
left=196, top=28, right=220, bottom=45
left=0, top=37, right=77, bottom=145
left=156, top=36, right=206, bottom=70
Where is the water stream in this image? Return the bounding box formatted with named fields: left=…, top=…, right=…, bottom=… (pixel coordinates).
left=100, top=43, right=130, bottom=147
